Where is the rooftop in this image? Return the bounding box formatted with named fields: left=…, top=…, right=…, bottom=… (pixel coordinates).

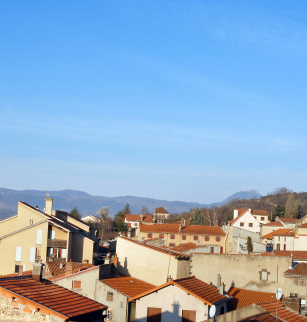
left=237, top=311, right=283, bottom=322
left=124, top=214, right=153, bottom=223
left=129, top=276, right=229, bottom=305
left=229, top=208, right=269, bottom=226
left=227, top=286, right=278, bottom=310
left=257, top=302, right=307, bottom=322
left=0, top=276, right=106, bottom=318
left=260, top=250, right=307, bottom=260
left=140, top=223, right=225, bottom=236
left=101, top=276, right=155, bottom=298
left=284, top=263, right=307, bottom=276
left=261, top=228, right=295, bottom=239
left=119, top=236, right=189, bottom=259
left=261, top=221, right=284, bottom=227
left=154, top=207, right=169, bottom=214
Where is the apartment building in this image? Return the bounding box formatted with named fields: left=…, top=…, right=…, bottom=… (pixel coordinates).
left=0, top=198, right=99, bottom=275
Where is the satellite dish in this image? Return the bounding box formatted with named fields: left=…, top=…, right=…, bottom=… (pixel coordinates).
left=276, top=288, right=282, bottom=300
left=209, top=305, right=216, bottom=318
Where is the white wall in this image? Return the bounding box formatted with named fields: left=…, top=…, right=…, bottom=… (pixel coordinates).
left=232, top=212, right=261, bottom=233
left=134, top=285, right=210, bottom=322
left=273, top=236, right=294, bottom=251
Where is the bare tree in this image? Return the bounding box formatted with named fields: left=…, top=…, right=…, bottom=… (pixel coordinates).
left=285, top=194, right=298, bottom=218
left=141, top=206, right=150, bottom=216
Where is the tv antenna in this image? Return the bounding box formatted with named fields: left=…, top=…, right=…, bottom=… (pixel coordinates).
left=209, top=304, right=216, bottom=321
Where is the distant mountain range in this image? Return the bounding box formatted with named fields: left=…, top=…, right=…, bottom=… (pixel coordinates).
left=0, top=188, right=261, bottom=220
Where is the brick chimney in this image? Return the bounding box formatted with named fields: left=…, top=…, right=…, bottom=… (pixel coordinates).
left=65, top=259, right=73, bottom=276
left=32, top=262, right=44, bottom=282
left=285, top=293, right=301, bottom=313
left=18, top=265, right=23, bottom=276
left=45, top=198, right=53, bottom=216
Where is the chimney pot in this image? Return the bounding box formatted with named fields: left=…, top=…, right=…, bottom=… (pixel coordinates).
left=233, top=209, right=239, bottom=219
left=65, top=260, right=73, bottom=276
left=32, top=262, right=44, bottom=282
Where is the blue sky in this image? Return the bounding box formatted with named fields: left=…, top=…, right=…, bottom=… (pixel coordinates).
left=1, top=1, right=307, bottom=203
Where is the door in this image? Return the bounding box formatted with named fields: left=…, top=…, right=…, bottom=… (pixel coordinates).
left=182, top=310, right=196, bottom=322
left=147, top=307, right=161, bottom=322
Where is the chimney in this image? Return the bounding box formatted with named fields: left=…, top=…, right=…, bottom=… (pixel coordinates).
left=65, top=259, right=73, bottom=276
left=45, top=198, right=53, bottom=216
left=183, top=219, right=186, bottom=226
left=285, top=293, right=301, bottom=313
left=18, top=265, right=23, bottom=276
left=32, top=262, right=44, bottom=282
left=219, top=283, right=225, bottom=295
left=179, top=223, right=182, bottom=233
left=140, top=215, right=144, bottom=223
left=249, top=208, right=252, bottom=213
left=233, top=209, right=239, bottom=219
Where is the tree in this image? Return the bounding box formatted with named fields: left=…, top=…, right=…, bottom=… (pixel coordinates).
left=189, top=207, right=204, bottom=225
left=141, top=206, right=150, bottom=216
left=70, top=206, right=81, bottom=220
left=285, top=193, right=299, bottom=218
left=246, top=236, right=253, bottom=253
left=113, top=203, right=131, bottom=232
left=273, top=204, right=285, bottom=219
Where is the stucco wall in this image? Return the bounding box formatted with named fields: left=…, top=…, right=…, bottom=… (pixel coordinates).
left=284, top=277, right=307, bottom=300
left=134, top=285, right=209, bottom=322
left=16, top=202, right=47, bottom=230
left=0, top=221, right=49, bottom=275
left=190, top=253, right=292, bottom=293
left=53, top=266, right=100, bottom=300
left=0, top=216, right=18, bottom=237
left=116, top=237, right=189, bottom=285
left=231, top=212, right=261, bottom=233
left=83, top=238, right=94, bottom=264
left=95, top=280, right=128, bottom=322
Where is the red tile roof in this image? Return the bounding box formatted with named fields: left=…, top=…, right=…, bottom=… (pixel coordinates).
left=299, top=222, right=307, bottom=228
left=140, top=223, right=225, bottom=236
left=168, top=243, right=197, bottom=252
left=260, top=250, right=307, bottom=260
left=124, top=214, right=153, bottom=223
left=284, top=263, right=307, bottom=276
left=261, top=228, right=295, bottom=239
left=0, top=276, right=107, bottom=318
left=228, top=209, right=247, bottom=225
left=173, top=219, right=189, bottom=225
left=46, top=262, right=96, bottom=280
left=261, top=221, right=284, bottom=227
left=280, top=218, right=298, bottom=223
left=227, top=287, right=278, bottom=309
left=101, top=276, right=155, bottom=298
left=154, top=207, right=169, bottom=214
left=129, top=276, right=229, bottom=305
left=229, top=208, right=269, bottom=226
left=237, top=311, right=283, bottom=322
left=119, top=237, right=189, bottom=259
left=257, top=302, right=307, bottom=321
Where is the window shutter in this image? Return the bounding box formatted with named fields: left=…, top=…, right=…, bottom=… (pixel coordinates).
left=30, top=247, right=36, bottom=262
left=51, top=230, right=55, bottom=240
left=36, top=230, right=43, bottom=244
left=15, top=247, right=22, bottom=261
left=62, top=249, right=67, bottom=259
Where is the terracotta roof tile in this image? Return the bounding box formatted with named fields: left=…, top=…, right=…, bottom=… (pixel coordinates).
left=154, top=207, right=169, bottom=214
left=0, top=276, right=106, bottom=318
left=173, top=219, right=189, bottom=225
left=237, top=311, right=283, bottom=322
left=46, top=262, right=96, bottom=280
left=167, top=243, right=197, bottom=252
left=280, top=218, right=298, bottom=223
left=101, top=276, right=155, bottom=298
left=228, top=209, right=247, bottom=225
left=140, top=223, right=225, bottom=236
left=129, top=276, right=228, bottom=305
left=260, top=250, right=307, bottom=260
left=119, top=237, right=189, bottom=259
left=261, top=228, right=295, bottom=239
left=124, top=214, right=153, bottom=223
left=227, top=287, right=278, bottom=309
left=284, top=263, right=307, bottom=276
left=257, top=302, right=307, bottom=321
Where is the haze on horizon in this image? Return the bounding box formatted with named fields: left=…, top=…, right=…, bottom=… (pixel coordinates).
left=1, top=1, right=307, bottom=204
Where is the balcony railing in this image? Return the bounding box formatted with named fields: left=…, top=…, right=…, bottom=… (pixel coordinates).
left=47, top=239, right=67, bottom=248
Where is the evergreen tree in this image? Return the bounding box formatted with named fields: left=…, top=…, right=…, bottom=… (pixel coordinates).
left=273, top=204, right=285, bottom=219
left=113, top=203, right=131, bottom=232
left=70, top=206, right=82, bottom=220
left=246, top=236, right=253, bottom=253
left=189, top=207, right=205, bottom=225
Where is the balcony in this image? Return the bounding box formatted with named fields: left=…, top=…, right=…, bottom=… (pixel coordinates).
left=47, top=239, right=67, bottom=248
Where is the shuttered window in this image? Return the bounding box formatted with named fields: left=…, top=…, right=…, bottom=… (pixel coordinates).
left=182, top=310, right=196, bottom=322
left=15, top=247, right=22, bottom=261
left=36, top=230, right=43, bottom=244
left=147, top=307, right=162, bottom=322
left=30, top=247, right=36, bottom=262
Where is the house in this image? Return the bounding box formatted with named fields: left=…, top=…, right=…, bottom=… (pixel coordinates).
left=137, top=223, right=226, bottom=251
left=0, top=198, right=99, bottom=275
left=116, top=236, right=190, bottom=285
left=0, top=263, right=107, bottom=322
left=162, top=242, right=222, bottom=254
left=284, top=263, right=307, bottom=300
left=228, top=208, right=269, bottom=233
left=225, top=226, right=266, bottom=254
left=96, top=276, right=155, bottom=322
left=261, top=228, right=295, bottom=251
left=129, top=276, right=232, bottom=322
left=153, top=207, right=170, bottom=220
left=124, top=214, right=153, bottom=235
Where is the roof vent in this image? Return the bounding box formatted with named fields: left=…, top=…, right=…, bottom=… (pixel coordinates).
left=128, top=280, right=135, bottom=284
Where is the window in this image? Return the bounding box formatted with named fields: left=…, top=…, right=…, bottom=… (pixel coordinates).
left=277, top=244, right=280, bottom=250
left=216, top=237, right=221, bottom=242
left=170, top=234, right=175, bottom=239
left=182, top=235, right=186, bottom=240
left=107, top=291, right=113, bottom=301
left=240, top=222, right=244, bottom=227
left=193, top=235, right=198, bottom=241
left=249, top=223, right=253, bottom=227
left=148, top=233, right=152, bottom=238
left=220, top=306, right=225, bottom=315
left=182, top=310, right=196, bottom=322
left=169, top=243, right=175, bottom=247
left=261, top=217, right=265, bottom=221
left=159, top=234, right=164, bottom=239
left=205, top=236, right=210, bottom=241
left=284, top=244, right=286, bottom=250
left=296, top=277, right=307, bottom=285
left=260, top=269, right=268, bottom=281
left=107, top=309, right=114, bottom=321
left=72, top=280, right=81, bottom=289
left=147, top=308, right=162, bottom=322
left=210, top=247, right=214, bottom=253
left=29, top=219, right=33, bottom=225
